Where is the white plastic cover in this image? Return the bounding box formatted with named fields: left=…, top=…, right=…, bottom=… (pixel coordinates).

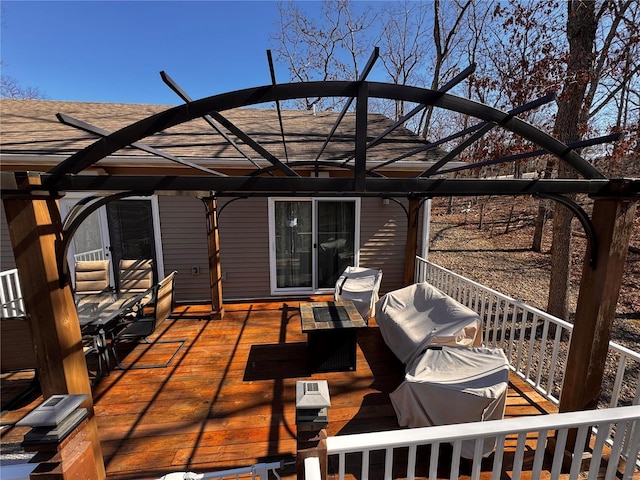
left=334, top=266, right=383, bottom=319
left=390, top=346, right=509, bottom=458
left=375, top=282, right=481, bottom=366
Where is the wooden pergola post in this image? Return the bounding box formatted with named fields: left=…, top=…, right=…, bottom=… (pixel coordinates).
left=2, top=173, right=105, bottom=479
left=205, top=196, right=224, bottom=319
left=403, top=197, right=421, bottom=286
left=560, top=197, right=637, bottom=411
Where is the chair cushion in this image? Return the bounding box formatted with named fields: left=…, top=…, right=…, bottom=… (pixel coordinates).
left=75, top=260, right=110, bottom=294
left=119, top=259, right=153, bottom=293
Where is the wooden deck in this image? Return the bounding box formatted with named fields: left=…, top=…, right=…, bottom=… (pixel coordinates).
left=1, top=301, right=560, bottom=480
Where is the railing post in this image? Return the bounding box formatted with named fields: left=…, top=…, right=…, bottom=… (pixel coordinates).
left=404, top=198, right=421, bottom=286
left=297, top=430, right=327, bottom=480
left=203, top=196, right=224, bottom=319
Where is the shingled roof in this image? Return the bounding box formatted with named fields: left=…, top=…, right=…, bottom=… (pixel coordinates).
left=0, top=99, right=444, bottom=175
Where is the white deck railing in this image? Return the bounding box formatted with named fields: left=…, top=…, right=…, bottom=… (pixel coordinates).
left=321, top=405, right=640, bottom=480
left=416, top=257, right=640, bottom=409
left=74, top=248, right=105, bottom=262
left=0, top=268, right=26, bottom=318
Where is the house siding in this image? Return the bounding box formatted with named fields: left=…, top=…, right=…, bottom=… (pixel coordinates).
left=1, top=196, right=424, bottom=303
left=157, top=196, right=211, bottom=302
left=217, top=197, right=272, bottom=299
left=0, top=206, right=16, bottom=272
left=359, top=197, right=419, bottom=296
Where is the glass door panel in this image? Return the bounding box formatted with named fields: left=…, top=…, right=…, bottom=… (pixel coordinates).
left=107, top=200, right=157, bottom=289
left=316, top=201, right=356, bottom=288
left=71, top=209, right=106, bottom=261
left=274, top=200, right=312, bottom=288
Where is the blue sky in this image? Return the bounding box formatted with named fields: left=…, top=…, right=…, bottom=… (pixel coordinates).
left=1, top=1, right=303, bottom=104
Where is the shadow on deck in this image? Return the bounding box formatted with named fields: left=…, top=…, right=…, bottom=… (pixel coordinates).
left=1, top=301, right=558, bottom=480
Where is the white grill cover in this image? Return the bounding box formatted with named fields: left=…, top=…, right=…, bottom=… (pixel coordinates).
left=375, top=282, right=481, bottom=366
left=390, top=346, right=509, bottom=458
left=334, top=266, right=382, bottom=319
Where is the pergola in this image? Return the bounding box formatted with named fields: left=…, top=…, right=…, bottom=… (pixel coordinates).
left=1, top=54, right=638, bottom=478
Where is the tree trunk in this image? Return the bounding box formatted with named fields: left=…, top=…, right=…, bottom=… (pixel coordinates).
left=547, top=0, right=596, bottom=320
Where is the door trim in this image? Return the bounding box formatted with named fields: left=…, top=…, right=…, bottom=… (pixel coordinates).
left=268, top=197, right=360, bottom=295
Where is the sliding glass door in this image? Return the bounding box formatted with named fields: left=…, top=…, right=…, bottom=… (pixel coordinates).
left=270, top=198, right=359, bottom=294
left=60, top=194, right=164, bottom=291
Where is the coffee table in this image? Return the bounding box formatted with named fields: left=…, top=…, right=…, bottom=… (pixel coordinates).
left=300, top=301, right=367, bottom=372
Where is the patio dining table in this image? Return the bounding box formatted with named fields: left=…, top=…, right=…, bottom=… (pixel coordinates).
left=76, top=289, right=153, bottom=383
left=76, top=291, right=149, bottom=333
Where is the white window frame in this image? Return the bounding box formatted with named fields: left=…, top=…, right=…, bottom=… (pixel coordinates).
left=268, top=197, right=361, bottom=295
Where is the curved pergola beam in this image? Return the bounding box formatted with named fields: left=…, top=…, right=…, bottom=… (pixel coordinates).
left=45, top=81, right=604, bottom=189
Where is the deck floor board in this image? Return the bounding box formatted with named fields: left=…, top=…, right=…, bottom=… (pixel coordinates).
left=2, top=301, right=626, bottom=479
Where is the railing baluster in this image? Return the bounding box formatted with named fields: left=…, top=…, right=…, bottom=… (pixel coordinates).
left=429, top=442, right=440, bottom=480
left=384, top=448, right=393, bottom=480
left=623, top=419, right=640, bottom=478
left=487, top=294, right=497, bottom=348
left=524, top=312, right=538, bottom=381
left=511, top=432, right=527, bottom=480
left=547, top=324, right=563, bottom=400
left=531, top=429, right=548, bottom=477
left=362, top=449, right=370, bottom=480
left=515, top=306, right=527, bottom=373
left=471, top=439, right=484, bottom=479
left=611, top=353, right=627, bottom=408
left=339, top=452, right=346, bottom=480
left=550, top=428, right=568, bottom=479
left=450, top=441, right=462, bottom=480
left=491, top=435, right=506, bottom=479
left=587, top=423, right=609, bottom=479
left=506, top=301, right=517, bottom=362
left=406, top=445, right=416, bottom=480
left=604, top=420, right=629, bottom=479
left=569, top=425, right=591, bottom=478
left=536, top=318, right=550, bottom=391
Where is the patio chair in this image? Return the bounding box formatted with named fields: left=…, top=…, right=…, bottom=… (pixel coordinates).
left=110, top=271, right=185, bottom=370
left=375, top=282, right=482, bottom=368
left=119, top=259, right=154, bottom=293
left=74, top=259, right=110, bottom=295
left=118, top=259, right=154, bottom=315
left=390, top=345, right=509, bottom=458
left=334, top=266, right=382, bottom=320
left=83, top=330, right=109, bottom=386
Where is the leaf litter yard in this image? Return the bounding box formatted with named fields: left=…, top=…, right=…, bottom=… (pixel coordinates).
left=426, top=196, right=640, bottom=354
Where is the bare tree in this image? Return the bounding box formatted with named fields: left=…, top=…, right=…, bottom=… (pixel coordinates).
left=0, top=71, right=46, bottom=99
left=271, top=0, right=374, bottom=110
left=547, top=0, right=597, bottom=320
left=546, top=0, right=638, bottom=319
left=376, top=0, right=430, bottom=121
left=420, top=0, right=473, bottom=139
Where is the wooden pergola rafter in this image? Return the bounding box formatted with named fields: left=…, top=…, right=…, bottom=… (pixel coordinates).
left=1, top=63, right=638, bottom=479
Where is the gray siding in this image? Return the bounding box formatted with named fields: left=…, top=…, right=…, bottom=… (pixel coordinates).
left=1, top=196, right=424, bottom=303
left=157, top=196, right=211, bottom=302
left=0, top=206, right=16, bottom=271
left=217, top=197, right=271, bottom=299
left=359, top=197, right=416, bottom=295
